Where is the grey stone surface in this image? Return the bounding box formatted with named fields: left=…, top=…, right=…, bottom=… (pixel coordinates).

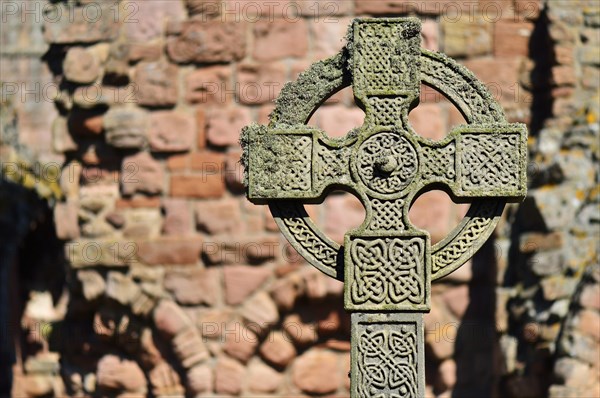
left=242, top=17, right=528, bottom=397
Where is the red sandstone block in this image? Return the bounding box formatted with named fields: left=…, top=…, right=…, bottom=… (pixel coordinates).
left=409, top=103, right=446, bottom=141
left=164, top=267, right=220, bottom=305
left=223, top=324, right=259, bottom=363
left=420, top=85, right=447, bottom=105
left=441, top=16, right=493, bottom=58
left=316, top=104, right=365, bottom=138
left=580, top=284, right=600, bottom=310
left=167, top=154, right=190, bottom=172
left=514, top=0, right=542, bottom=21
left=355, top=0, right=414, bottom=14
left=186, top=0, right=222, bottom=18
left=190, top=152, right=226, bottom=172
left=224, top=265, right=271, bottom=305
left=153, top=299, right=193, bottom=337
left=43, top=4, right=119, bottom=44
left=137, top=236, right=203, bottom=265
left=576, top=309, right=600, bottom=340
left=259, top=330, right=297, bottom=367
left=225, top=150, right=244, bottom=193
left=225, top=0, right=297, bottom=18
left=170, top=175, right=225, bottom=199
left=148, top=111, right=195, bottom=153
left=124, top=0, right=186, bottom=42
left=186, top=65, right=233, bottom=106
left=214, top=356, right=245, bottom=396
left=494, top=20, right=534, bottom=58
left=63, top=47, right=100, bottom=84
left=247, top=361, right=283, bottom=394
left=552, top=65, right=577, bottom=86
left=237, top=62, right=287, bottom=105
left=408, top=190, right=454, bottom=244
left=187, top=364, right=213, bottom=396
left=478, top=0, right=515, bottom=20
left=195, top=198, right=241, bottom=235
left=54, top=202, right=80, bottom=240
left=253, top=19, right=308, bottom=61
left=311, top=17, right=352, bottom=59
left=196, top=109, right=207, bottom=149
left=292, top=349, right=340, bottom=395
left=206, top=107, right=252, bottom=147
left=97, top=355, right=146, bottom=392
left=128, top=44, right=162, bottom=63
left=355, top=0, right=471, bottom=15
left=421, top=19, right=439, bottom=52
left=115, top=197, right=161, bottom=208
left=162, top=198, right=193, bottom=236
left=134, top=62, right=179, bottom=108
left=121, top=151, right=164, bottom=196
left=463, top=58, right=522, bottom=104
left=168, top=21, right=246, bottom=63
left=323, top=194, right=366, bottom=244
left=257, top=104, right=276, bottom=125
left=203, top=236, right=279, bottom=265
left=296, top=0, right=352, bottom=16
left=448, top=103, right=468, bottom=128
left=555, top=46, right=575, bottom=65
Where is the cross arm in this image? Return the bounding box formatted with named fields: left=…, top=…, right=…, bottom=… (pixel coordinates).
left=242, top=124, right=356, bottom=204
left=418, top=123, right=528, bottom=202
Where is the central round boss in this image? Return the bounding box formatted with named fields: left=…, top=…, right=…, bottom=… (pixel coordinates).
left=355, top=132, right=419, bottom=195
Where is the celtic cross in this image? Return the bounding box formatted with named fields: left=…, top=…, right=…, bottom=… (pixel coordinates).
left=242, top=18, right=527, bottom=397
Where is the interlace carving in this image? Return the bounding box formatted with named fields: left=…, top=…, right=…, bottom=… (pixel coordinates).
left=251, top=134, right=312, bottom=193
left=431, top=201, right=498, bottom=275
left=420, top=143, right=456, bottom=181
left=273, top=203, right=339, bottom=275
left=460, top=133, right=520, bottom=191
left=357, top=324, right=418, bottom=398
left=315, top=143, right=351, bottom=186
left=350, top=237, right=424, bottom=306
left=368, top=199, right=406, bottom=231
left=357, top=133, right=418, bottom=194
left=367, top=96, right=406, bottom=127
left=420, top=52, right=504, bottom=123
left=354, top=21, right=419, bottom=94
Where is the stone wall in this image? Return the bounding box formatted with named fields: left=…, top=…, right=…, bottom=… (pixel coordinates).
left=1, top=0, right=598, bottom=397
left=497, top=0, right=600, bottom=396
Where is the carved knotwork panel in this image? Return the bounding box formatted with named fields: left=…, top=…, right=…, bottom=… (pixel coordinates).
left=314, top=140, right=353, bottom=189
left=414, top=124, right=527, bottom=200
left=245, top=126, right=313, bottom=198
left=365, top=96, right=407, bottom=127
left=352, top=313, right=425, bottom=398
left=355, top=132, right=419, bottom=196
left=352, top=19, right=421, bottom=98
left=345, top=233, right=430, bottom=311
left=367, top=198, right=406, bottom=232
left=419, top=142, right=456, bottom=183
left=456, top=131, right=524, bottom=197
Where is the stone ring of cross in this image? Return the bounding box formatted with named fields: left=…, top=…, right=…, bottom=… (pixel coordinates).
left=242, top=18, right=527, bottom=397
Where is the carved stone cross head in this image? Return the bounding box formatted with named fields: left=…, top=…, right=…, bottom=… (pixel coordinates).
left=242, top=17, right=527, bottom=398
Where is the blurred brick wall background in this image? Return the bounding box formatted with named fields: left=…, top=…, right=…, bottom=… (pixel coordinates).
left=1, top=0, right=598, bottom=397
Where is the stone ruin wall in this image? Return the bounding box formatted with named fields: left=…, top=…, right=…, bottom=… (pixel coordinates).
left=1, top=0, right=598, bottom=397
left=496, top=0, right=600, bottom=396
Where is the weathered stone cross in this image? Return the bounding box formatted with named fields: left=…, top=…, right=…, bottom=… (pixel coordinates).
left=242, top=18, right=527, bottom=397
